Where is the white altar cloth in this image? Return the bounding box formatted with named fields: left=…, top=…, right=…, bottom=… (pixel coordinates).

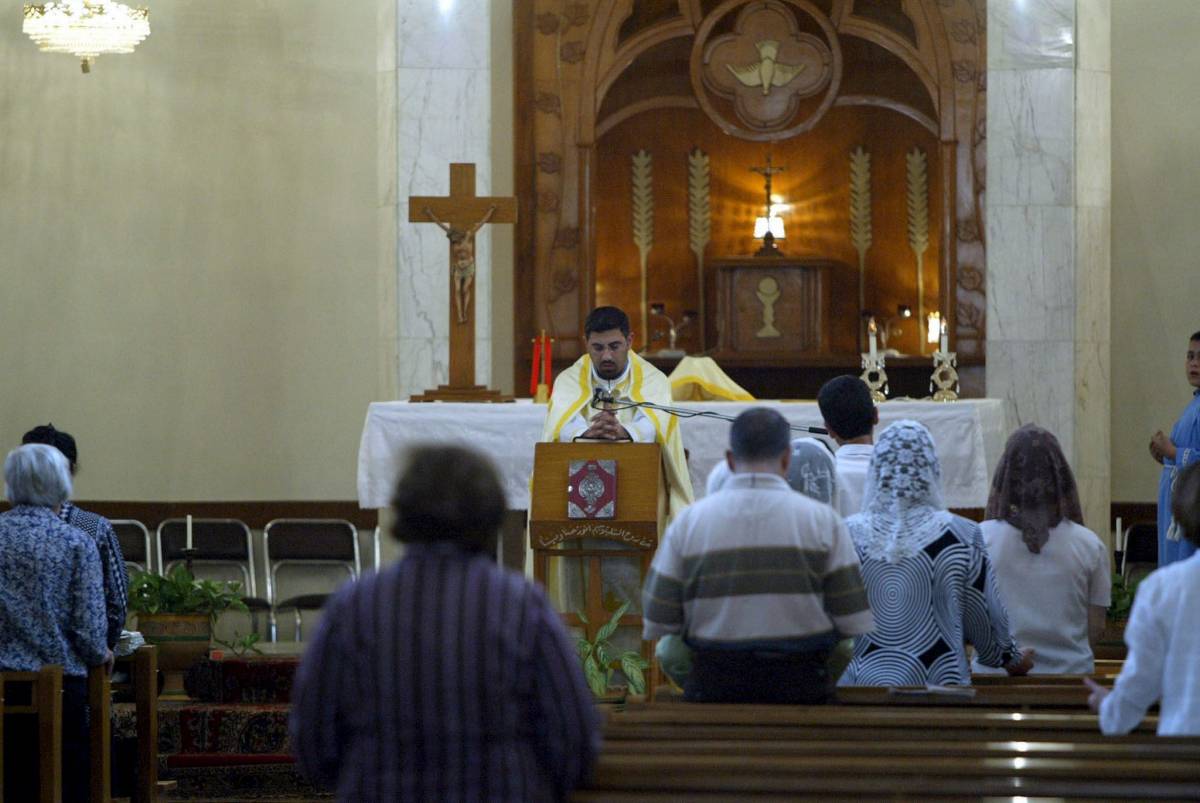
left=357, top=398, right=1013, bottom=511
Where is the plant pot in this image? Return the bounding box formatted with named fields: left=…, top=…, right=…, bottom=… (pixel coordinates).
left=136, top=612, right=212, bottom=674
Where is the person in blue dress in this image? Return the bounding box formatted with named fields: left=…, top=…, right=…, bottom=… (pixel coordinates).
left=1152, top=330, right=1200, bottom=566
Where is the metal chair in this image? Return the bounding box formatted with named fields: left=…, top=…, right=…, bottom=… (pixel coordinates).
left=262, top=518, right=360, bottom=641
left=112, top=519, right=152, bottom=576
left=155, top=518, right=271, bottom=631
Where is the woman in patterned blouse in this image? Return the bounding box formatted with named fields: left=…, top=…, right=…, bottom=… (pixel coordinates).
left=0, top=443, right=109, bottom=800
left=839, top=420, right=1034, bottom=686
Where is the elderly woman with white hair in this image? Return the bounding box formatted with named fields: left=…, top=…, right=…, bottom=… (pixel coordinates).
left=1, top=443, right=109, bottom=801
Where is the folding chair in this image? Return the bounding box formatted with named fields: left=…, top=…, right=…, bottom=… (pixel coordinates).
left=262, top=519, right=361, bottom=641
left=156, top=518, right=271, bottom=631
left=112, top=519, right=153, bottom=576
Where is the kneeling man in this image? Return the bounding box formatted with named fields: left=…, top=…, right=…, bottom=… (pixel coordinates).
left=642, top=408, right=874, bottom=703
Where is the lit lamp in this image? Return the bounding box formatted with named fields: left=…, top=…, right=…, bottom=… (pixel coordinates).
left=753, top=214, right=786, bottom=256
left=926, top=311, right=941, bottom=347
left=23, top=0, right=150, bottom=73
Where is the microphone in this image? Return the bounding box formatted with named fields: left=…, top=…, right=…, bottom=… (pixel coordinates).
left=591, top=387, right=615, bottom=408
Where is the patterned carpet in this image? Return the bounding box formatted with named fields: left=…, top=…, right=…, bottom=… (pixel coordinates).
left=114, top=657, right=331, bottom=800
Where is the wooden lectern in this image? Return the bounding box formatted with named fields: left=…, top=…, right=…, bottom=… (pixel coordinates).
left=529, top=442, right=665, bottom=669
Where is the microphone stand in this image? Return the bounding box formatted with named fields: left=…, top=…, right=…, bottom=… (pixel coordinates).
left=590, top=394, right=828, bottom=436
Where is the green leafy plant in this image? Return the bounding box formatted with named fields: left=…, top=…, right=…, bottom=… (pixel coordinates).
left=128, top=565, right=249, bottom=623
left=575, top=600, right=649, bottom=697
left=215, top=631, right=264, bottom=657
left=1108, top=572, right=1140, bottom=622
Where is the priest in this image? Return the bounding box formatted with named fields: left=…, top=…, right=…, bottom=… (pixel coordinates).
left=541, top=305, right=693, bottom=518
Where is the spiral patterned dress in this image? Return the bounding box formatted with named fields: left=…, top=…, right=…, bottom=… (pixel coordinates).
left=838, top=420, right=1019, bottom=687
left=839, top=516, right=1018, bottom=686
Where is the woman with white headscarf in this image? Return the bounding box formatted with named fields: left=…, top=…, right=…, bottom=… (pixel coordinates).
left=786, top=438, right=838, bottom=507
left=840, top=421, right=1034, bottom=686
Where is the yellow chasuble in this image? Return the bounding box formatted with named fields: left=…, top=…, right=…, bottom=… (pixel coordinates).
left=540, top=351, right=694, bottom=521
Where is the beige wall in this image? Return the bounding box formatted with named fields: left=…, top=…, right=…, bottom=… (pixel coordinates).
left=1111, top=0, right=1200, bottom=502
left=0, top=1, right=380, bottom=500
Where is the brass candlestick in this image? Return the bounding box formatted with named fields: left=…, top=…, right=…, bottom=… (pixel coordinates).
left=930, top=349, right=959, bottom=402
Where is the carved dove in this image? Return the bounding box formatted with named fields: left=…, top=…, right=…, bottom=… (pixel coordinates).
left=725, top=39, right=806, bottom=96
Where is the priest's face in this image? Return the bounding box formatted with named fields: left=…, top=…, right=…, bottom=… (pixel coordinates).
left=588, top=328, right=632, bottom=380
left=1188, top=339, right=1200, bottom=389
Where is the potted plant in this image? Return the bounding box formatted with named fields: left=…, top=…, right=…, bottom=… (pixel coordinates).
left=575, top=600, right=650, bottom=701
left=1098, top=572, right=1139, bottom=658
left=128, top=565, right=249, bottom=675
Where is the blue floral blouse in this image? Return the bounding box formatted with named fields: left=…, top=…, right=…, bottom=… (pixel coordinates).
left=0, top=505, right=107, bottom=676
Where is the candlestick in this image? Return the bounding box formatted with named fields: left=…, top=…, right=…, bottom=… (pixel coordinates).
left=186, top=514, right=193, bottom=551
left=929, top=347, right=959, bottom=402
left=860, top=328, right=888, bottom=403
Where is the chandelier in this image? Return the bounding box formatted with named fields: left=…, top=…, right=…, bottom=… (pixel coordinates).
left=23, top=1, right=150, bottom=74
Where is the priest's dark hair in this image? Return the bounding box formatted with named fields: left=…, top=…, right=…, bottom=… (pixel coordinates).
left=391, top=444, right=506, bottom=550
left=817, top=375, right=875, bottom=441
left=1190, top=330, right=1200, bottom=342
left=21, top=423, right=78, bottom=474
left=1172, top=462, right=1200, bottom=546
left=730, top=407, right=791, bottom=462
left=584, top=306, right=631, bottom=337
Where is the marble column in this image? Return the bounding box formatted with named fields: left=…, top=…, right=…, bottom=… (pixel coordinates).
left=986, top=0, right=1111, bottom=535
left=387, top=0, right=494, bottom=397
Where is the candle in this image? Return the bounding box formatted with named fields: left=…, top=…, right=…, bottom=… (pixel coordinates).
left=542, top=331, right=553, bottom=391
left=868, top=317, right=878, bottom=361
left=530, top=336, right=541, bottom=396
left=940, top=320, right=949, bottom=354
left=186, top=514, right=193, bottom=551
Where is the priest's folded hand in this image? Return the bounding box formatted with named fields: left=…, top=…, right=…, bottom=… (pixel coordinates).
left=583, top=411, right=631, bottom=441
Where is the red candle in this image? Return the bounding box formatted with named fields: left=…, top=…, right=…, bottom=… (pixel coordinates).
left=542, top=332, right=553, bottom=391
left=530, top=336, right=541, bottom=396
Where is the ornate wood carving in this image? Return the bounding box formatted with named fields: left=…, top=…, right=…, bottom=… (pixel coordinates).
left=513, top=0, right=987, bottom=391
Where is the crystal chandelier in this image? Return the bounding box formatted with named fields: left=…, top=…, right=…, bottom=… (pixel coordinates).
left=23, top=1, right=150, bottom=74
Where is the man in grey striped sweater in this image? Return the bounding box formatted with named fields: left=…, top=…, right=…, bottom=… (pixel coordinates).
left=643, top=408, right=874, bottom=703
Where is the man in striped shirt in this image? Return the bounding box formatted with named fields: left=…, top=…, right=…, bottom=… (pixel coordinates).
left=643, top=407, right=874, bottom=703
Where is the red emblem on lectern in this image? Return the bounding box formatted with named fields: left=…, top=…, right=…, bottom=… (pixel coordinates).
left=567, top=459, right=617, bottom=519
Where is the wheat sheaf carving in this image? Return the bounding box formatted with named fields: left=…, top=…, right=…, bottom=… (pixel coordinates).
left=906, top=147, right=930, bottom=346
left=631, top=149, right=654, bottom=349
left=849, top=146, right=873, bottom=327
left=688, top=148, right=711, bottom=343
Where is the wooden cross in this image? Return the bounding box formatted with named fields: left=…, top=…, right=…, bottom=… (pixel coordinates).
left=407, top=163, right=517, bottom=402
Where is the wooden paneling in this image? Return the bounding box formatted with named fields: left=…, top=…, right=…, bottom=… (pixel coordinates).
left=593, top=104, right=942, bottom=358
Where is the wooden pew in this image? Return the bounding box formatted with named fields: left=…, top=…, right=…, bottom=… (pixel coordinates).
left=112, top=645, right=171, bottom=803
left=1, top=665, right=64, bottom=803
left=89, top=662, right=112, bottom=802
left=589, top=703, right=1200, bottom=799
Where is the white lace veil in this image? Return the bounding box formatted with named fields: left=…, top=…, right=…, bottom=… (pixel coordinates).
left=786, top=437, right=838, bottom=506
left=848, top=419, right=953, bottom=563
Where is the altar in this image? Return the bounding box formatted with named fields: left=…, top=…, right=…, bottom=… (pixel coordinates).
left=357, top=399, right=1013, bottom=512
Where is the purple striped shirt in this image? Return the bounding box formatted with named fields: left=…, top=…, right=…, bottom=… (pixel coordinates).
left=290, top=542, right=600, bottom=801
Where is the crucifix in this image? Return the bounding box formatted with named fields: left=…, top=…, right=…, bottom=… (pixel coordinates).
left=408, top=163, right=517, bottom=402
left=750, top=154, right=786, bottom=257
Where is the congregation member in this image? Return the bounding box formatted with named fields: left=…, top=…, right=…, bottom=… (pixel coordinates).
left=1, top=443, right=109, bottom=802
left=540, top=305, right=692, bottom=516
left=22, top=423, right=128, bottom=648
left=1088, top=461, right=1200, bottom=735
left=643, top=408, right=874, bottom=703
left=786, top=437, right=839, bottom=508
left=817, top=375, right=878, bottom=516
left=840, top=421, right=1033, bottom=686
left=976, top=425, right=1110, bottom=675
left=1150, top=330, right=1200, bottom=565
left=291, top=445, right=599, bottom=802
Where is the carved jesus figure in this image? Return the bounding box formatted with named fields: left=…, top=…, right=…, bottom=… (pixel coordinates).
left=424, top=205, right=497, bottom=324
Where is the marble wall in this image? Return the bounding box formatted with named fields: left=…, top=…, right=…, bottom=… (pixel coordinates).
left=386, top=0, right=494, bottom=397
left=986, top=0, right=1112, bottom=536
